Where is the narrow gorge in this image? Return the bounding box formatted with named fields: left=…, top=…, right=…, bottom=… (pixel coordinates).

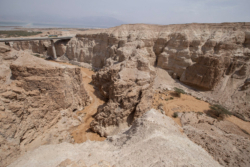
left=1, top=22, right=250, bottom=167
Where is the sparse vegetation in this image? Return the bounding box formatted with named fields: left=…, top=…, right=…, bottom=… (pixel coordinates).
left=174, top=87, right=186, bottom=97
left=196, top=97, right=201, bottom=100
left=172, top=112, right=178, bottom=118
left=165, top=97, right=174, bottom=101
left=158, top=103, right=164, bottom=109
left=0, top=31, right=42, bottom=38
left=33, top=54, right=40, bottom=57
left=207, top=104, right=232, bottom=120
left=233, top=113, right=246, bottom=121
left=197, top=112, right=203, bottom=115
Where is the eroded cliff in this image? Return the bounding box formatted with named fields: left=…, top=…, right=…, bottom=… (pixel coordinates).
left=64, top=23, right=250, bottom=121
left=90, top=54, right=155, bottom=136
left=0, top=47, right=90, bottom=166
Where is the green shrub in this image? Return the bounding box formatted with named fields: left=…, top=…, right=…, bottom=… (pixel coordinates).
left=33, top=54, right=40, bottom=57
left=197, top=112, right=203, bottom=115
left=207, top=104, right=232, bottom=120
left=196, top=97, right=201, bottom=100
left=172, top=112, right=178, bottom=118
left=233, top=113, right=246, bottom=121
left=165, top=97, right=174, bottom=101
left=174, top=87, right=186, bottom=97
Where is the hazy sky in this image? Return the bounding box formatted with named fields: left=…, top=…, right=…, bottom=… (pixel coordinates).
left=0, top=0, right=250, bottom=25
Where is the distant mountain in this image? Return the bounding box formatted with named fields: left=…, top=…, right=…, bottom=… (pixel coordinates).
left=0, top=15, right=125, bottom=28
left=67, top=16, right=125, bottom=27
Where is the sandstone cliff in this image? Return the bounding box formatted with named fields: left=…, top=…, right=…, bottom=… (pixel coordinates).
left=8, top=109, right=222, bottom=167
left=0, top=50, right=90, bottom=166
left=9, top=23, right=250, bottom=123
left=12, top=39, right=69, bottom=58
left=65, top=23, right=249, bottom=86
left=63, top=23, right=250, bottom=121
left=90, top=54, right=155, bottom=136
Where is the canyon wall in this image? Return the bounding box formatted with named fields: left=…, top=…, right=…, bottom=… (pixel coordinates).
left=12, top=39, right=69, bottom=58
left=9, top=109, right=222, bottom=167
left=64, top=23, right=250, bottom=121
left=90, top=54, right=155, bottom=136
left=11, top=23, right=250, bottom=121
left=0, top=47, right=90, bottom=166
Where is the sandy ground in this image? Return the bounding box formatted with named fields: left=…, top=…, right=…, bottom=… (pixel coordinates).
left=153, top=91, right=210, bottom=127
left=226, top=116, right=250, bottom=135
left=70, top=67, right=106, bottom=143
left=152, top=90, right=250, bottom=135
left=54, top=61, right=106, bottom=143
left=56, top=61, right=250, bottom=141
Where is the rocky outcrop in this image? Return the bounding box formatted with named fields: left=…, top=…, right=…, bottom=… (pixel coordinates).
left=65, top=23, right=250, bottom=88
left=12, top=39, right=69, bottom=57
left=10, top=24, right=249, bottom=91
left=10, top=24, right=250, bottom=91
left=63, top=23, right=250, bottom=120
left=181, top=112, right=250, bottom=167
left=47, top=39, right=70, bottom=57
left=0, top=54, right=90, bottom=166
left=90, top=54, right=155, bottom=136
left=180, top=55, right=231, bottom=90
left=65, top=25, right=159, bottom=68
left=9, top=109, right=222, bottom=167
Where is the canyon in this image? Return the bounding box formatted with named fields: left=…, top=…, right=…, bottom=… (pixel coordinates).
left=0, top=22, right=250, bottom=167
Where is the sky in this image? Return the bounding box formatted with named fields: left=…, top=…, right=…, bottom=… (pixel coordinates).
left=0, top=0, right=250, bottom=27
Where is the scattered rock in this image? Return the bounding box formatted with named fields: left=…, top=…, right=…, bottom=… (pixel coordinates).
left=9, top=109, right=222, bottom=167
left=181, top=112, right=250, bottom=167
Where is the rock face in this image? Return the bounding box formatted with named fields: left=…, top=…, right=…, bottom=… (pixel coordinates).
left=0, top=44, right=13, bottom=84
left=0, top=53, right=90, bottom=166
left=181, top=112, right=250, bottom=167
left=12, top=39, right=69, bottom=57
left=180, top=55, right=231, bottom=90
left=65, top=23, right=249, bottom=87
left=8, top=109, right=222, bottom=167
left=90, top=54, right=155, bottom=136
left=63, top=23, right=250, bottom=120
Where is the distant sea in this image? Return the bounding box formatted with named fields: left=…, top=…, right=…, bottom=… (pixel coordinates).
left=0, top=21, right=103, bottom=30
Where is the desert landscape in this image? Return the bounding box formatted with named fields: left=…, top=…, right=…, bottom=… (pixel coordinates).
left=0, top=22, right=250, bottom=167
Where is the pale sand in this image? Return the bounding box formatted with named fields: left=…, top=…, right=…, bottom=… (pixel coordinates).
left=70, top=67, right=106, bottom=143
left=152, top=90, right=250, bottom=136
